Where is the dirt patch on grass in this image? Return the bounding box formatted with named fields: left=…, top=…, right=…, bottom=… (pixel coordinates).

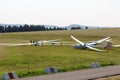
left=0, top=46, right=8, bottom=60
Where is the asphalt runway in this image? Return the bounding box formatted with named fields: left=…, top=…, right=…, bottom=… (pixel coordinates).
left=14, top=65, right=120, bottom=80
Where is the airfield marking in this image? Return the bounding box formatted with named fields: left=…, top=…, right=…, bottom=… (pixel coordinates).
left=14, top=65, right=120, bottom=80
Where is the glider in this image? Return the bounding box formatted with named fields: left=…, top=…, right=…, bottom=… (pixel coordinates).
left=0, top=39, right=63, bottom=46
left=70, top=35, right=110, bottom=51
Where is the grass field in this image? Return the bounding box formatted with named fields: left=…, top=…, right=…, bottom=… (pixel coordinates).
left=0, top=28, right=120, bottom=78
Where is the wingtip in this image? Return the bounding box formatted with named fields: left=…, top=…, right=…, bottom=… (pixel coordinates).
left=70, top=35, right=73, bottom=38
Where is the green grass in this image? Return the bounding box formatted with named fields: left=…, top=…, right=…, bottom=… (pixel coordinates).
left=0, top=28, right=120, bottom=78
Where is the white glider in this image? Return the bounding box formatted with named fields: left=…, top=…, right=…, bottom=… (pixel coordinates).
left=71, top=35, right=110, bottom=51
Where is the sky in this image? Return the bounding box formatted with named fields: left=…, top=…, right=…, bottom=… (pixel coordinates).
left=0, top=0, right=120, bottom=27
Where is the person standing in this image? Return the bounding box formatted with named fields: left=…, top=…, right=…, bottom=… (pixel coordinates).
left=105, top=41, right=112, bottom=52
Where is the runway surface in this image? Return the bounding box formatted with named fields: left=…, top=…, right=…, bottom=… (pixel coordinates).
left=14, top=65, right=120, bottom=80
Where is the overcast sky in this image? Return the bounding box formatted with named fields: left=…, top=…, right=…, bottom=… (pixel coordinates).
left=0, top=0, right=120, bottom=27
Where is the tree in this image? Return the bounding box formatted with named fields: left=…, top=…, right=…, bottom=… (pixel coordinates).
left=85, top=26, right=88, bottom=29
left=6, top=25, right=12, bottom=32
left=12, top=25, right=19, bottom=32
left=23, top=24, right=29, bottom=31
left=0, top=25, right=4, bottom=33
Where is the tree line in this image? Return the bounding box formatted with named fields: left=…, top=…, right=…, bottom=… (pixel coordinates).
left=0, top=24, right=67, bottom=33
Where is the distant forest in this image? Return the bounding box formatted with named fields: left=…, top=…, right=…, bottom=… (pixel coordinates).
left=0, top=24, right=68, bottom=33
left=0, top=24, right=90, bottom=33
